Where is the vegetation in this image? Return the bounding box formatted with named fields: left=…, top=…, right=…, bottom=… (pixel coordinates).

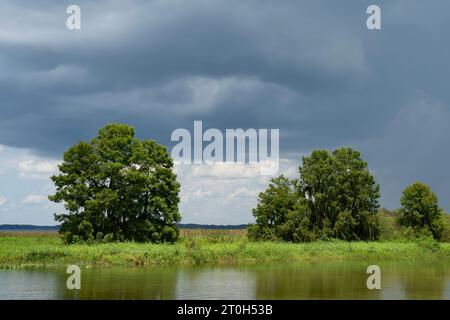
left=377, top=209, right=450, bottom=242
left=398, top=182, right=445, bottom=240
left=249, top=148, right=380, bottom=242
left=3, top=130, right=449, bottom=270
left=248, top=176, right=310, bottom=241
left=249, top=148, right=450, bottom=243
left=49, top=123, right=181, bottom=244
left=46, top=124, right=448, bottom=248
left=1, top=229, right=449, bottom=268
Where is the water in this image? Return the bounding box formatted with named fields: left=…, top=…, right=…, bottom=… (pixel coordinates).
left=1, top=261, right=449, bottom=299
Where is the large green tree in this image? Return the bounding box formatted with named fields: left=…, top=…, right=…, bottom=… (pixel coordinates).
left=299, top=147, right=380, bottom=240
left=250, top=147, right=381, bottom=242
left=49, top=123, right=181, bottom=243
left=398, top=182, right=445, bottom=240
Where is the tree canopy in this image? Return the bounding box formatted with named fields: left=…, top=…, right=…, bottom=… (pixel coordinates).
left=49, top=123, right=181, bottom=243
left=249, top=147, right=380, bottom=241
left=248, top=176, right=312, bottom=242
left=398, top=182, right=445, bottom=240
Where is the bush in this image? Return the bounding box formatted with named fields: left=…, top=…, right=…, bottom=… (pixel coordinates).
left=441, top=215, right=450, bottom=242
left=416, top=236, right=441, bottom=252
left=103, top=233, right=115, bottom=243
left=378, top=209, right=400, bottom=240
left=247, top=224, right=278, bottom=241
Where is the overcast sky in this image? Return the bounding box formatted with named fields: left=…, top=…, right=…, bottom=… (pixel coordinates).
left=0, top=0, right=449, bottom=225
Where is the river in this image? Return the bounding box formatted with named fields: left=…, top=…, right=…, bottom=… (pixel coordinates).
left=1, top=261, right=449, bottom=299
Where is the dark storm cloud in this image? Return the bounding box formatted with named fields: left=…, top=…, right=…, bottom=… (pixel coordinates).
left=1, top=0, right=450, bottom=210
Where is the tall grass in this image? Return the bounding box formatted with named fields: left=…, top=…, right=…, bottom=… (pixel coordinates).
left=0, top=231, right=59, bottom=238
left=1, top=228, right=450, bottom=269
left=179, top=229, right=247, bottom=243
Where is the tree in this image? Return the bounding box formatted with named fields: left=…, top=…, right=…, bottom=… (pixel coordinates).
left=250, top=147, right=381, bottom=242
left=398, top=182, right=445, bottom=240
left=299, top=147, right=380, bottom=241
left=248, top=176, right=312, bottom=241
left=49, top=123, right=181, bottom=243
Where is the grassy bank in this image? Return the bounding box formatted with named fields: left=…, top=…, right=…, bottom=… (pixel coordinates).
left=1, top=229, right=449, bottom=268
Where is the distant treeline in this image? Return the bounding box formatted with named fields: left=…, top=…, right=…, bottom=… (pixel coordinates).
left=0, top=225, right=60, bottom=231
left=0, top=224, right=248, bottom=232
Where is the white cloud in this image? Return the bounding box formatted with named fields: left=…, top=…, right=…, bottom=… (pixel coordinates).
left=181, top=188, right=213, bottom=203
left=18, top=159, right=59, bottom=179
left=224, top=187, right=260, bottom=204
left=22, top=194, right=48, bottom=205
left=176, top=162, right=264, bottom=180
left=175, top=158, right=298, bottom=224
left=0, top=196, right=6, bottom=206
left=175, top=159, right=296, bottom=180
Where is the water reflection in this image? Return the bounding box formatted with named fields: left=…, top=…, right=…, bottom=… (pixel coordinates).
left=63, top=267, right=178, bottom=300
left=175, top=268, right=256, bottom=299
left=401, top=264, right=449, bottom=300
left=252, top=262, right=382, bottom=299
left=0, top=261, right=449, bottom=300
left=0, top=269, right=60, bottom=299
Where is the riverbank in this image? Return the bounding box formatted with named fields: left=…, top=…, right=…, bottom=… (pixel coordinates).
left=1, top=231, right=449, bottom=268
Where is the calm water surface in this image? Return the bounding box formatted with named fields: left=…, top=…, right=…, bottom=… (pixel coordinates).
left=1, top=261, right=449, bottom=299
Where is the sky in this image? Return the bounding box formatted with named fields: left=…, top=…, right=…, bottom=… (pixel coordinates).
left=0, top=0, right=449, bottom=225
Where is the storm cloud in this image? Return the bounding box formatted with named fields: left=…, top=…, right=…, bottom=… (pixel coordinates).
left=0, top=0, right=450, bottom=223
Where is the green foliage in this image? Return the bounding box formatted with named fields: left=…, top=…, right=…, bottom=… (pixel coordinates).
left=49, top=123, right=181, bottom=243
left=78, top=221, right=94, bottom=244
left=250, top=147, right=381, bottom=242
left=248, top=176, right=314, bottom=242
left=300, top=148, right=380, bottom=241
left=398, top=182, right=445, bottom=240
left=415, top=236, right=441, bottom=252
left=2, top=231, right=450, bottom=268
left=442, top=215, right=450, bottom=242
left=377, top=209, right=401, bottom=240
left=333, top=211, right=358, bottom=241
left=377, top=209, right=450, bottom=242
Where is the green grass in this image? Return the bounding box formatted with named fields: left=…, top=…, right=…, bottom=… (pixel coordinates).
left=1, top=229, right=450, bottom=268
